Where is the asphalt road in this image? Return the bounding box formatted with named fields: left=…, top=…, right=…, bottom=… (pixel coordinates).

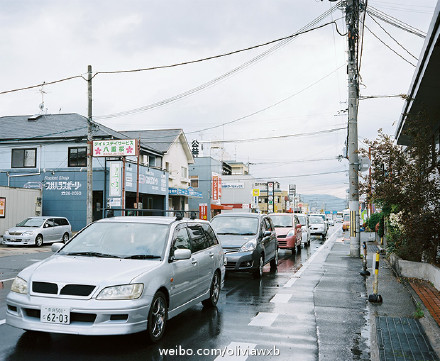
left=0, top=226, right=340, bottom=361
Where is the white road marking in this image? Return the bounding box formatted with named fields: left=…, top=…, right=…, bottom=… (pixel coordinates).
left=214, top=342, right=257, bottom=361
left=283, top=277, right=298, bottom=288
left=248, top=312, right=278, bottom=327
left=0, top=278, right=15, bottom=283
left=0, top=320, right=6, bottom=326
left=270, top=293, right=292, bottom=303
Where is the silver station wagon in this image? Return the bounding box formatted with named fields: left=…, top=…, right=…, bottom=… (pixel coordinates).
left=3, top=216, right=71, bottom=247
left=6, top=216, right=225, bottom=342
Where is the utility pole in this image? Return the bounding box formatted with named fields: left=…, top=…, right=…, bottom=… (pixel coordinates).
left=325, top=0, right=361, bottom=256
left=87, top=65, right=93, bottom=225
left=346, top=0, right=361, bottom=257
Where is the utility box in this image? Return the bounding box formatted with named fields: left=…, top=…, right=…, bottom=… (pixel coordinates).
left=0, top=186, right=42, bottom=237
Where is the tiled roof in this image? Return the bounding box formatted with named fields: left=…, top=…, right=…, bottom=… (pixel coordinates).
left=0, top=113, right=124, bottom=141
left=121, top=129, right=182, bottom=153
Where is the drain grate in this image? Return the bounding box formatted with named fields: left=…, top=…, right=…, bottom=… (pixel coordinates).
left=376, top=317, right=439, bottom=361
left=368, top=245, right=380, bottom=254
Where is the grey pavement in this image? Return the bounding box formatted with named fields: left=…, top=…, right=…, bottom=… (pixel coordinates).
left=297, top=229, right=440, bottom=360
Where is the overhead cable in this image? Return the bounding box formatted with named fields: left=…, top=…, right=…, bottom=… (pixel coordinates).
left=94, top=4, right=344, bottom=120
left=366, top=6, right=427, bottom=38
left=367, top=13, right=418, bottom=61
left=364, top=24, right=417, bottom=67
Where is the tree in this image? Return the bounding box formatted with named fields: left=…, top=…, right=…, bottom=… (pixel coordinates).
left=361, top=118, right=440, bottom=263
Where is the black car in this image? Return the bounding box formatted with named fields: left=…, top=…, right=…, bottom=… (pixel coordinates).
left=210, top=213, right=278, bottom=278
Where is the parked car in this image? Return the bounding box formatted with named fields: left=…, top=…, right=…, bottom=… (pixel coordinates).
left=327, top=218, right=335, bottom=226
left=6, top=216, right=225, bottom=342
left=309, top=215, right=327, bottom=240
left=210, top=213, right=278, bottom=278
left=309, top=213, right=328, bottom=234
left=269, top=213, right=302, bottom=252
left=2, top=216, right=71, bottom=247
left=296, top=213, right=311, bottom=246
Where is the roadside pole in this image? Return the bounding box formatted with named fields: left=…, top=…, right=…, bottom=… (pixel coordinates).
left=346, top=0, right=361, bottom=257
left=87, top=65, right=93, bottom=225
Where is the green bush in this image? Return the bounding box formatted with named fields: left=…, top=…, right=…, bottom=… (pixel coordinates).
left=367, top=213, right=382, bottom=231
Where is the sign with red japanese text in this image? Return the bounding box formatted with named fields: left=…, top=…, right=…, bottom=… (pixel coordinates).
left=212, top=172, right=219, bottom=201
left=0, top=197, right=5, bottom=218
left=93, top=139, right=138, bottom=157
left=218, top=176, right=222, bottom=198
left=199, top=203, right=208, bottom=220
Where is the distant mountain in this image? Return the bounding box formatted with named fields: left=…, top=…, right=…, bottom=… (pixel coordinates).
left=298, top=194, right=347, bottom=213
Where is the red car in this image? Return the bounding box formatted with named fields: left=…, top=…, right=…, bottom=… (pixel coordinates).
left=268, top=213, right=302, bottom=252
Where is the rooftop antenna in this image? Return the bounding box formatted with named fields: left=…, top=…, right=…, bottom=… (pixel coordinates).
left=39, top=82, right=47, bottom=114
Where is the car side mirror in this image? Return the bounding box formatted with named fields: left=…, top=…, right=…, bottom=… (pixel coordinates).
left=173, top=249, right=191, bottom=260
left=51, top=243, right=64, bottom=253
left=263, top=230, right=272, bottom=237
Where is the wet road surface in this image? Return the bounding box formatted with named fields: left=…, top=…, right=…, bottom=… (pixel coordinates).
left=0, top=231, right=335, bottom=361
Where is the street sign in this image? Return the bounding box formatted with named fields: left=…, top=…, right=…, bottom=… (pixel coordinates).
left=267, top=181, right=275, bottom=213
left=93, top=139, right=138, bottom=157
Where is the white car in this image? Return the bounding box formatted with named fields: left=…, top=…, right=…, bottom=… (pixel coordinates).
left=3, top=216, right=71, bottom=247
left=296, top=213, right=310, bottom=246
left=6, top=216, right=225, bottom=342
left=309, top=215, right=327, bottom=240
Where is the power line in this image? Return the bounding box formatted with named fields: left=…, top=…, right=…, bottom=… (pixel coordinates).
left=93, top=5, right=344, bottom=120
left=185, top=64, right=347, bottom=135
left=93, top=21, right=345, bottom=78
left=367, top=12, right=418, bottom=61
left=199, top=127, right=345, bottom=144
left=364, top=24, right=417, bottom=67
left=366, top=6, right=427, bottom=38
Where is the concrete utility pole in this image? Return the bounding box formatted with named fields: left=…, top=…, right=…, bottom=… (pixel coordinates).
left=87, top=65, right=93, bottom=225
left=325, top=0, right=361, bottom=256
left=346, top=0, right=361, bottom=257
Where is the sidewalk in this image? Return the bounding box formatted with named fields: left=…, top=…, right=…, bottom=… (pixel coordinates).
left=362, top=233, right=440, bottom=361
left=303, top=230, right=440, bottom=360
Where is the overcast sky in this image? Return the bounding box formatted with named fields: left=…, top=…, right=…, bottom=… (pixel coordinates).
left=1, top=0, right=437, bottom=199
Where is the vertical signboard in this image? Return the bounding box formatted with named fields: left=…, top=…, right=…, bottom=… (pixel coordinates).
left=267, top=181, right=274, bottom=213
left=199, top=203, right=208, bottom=220
left=212, top=172, right=219, bottom=201
left=0, top=197, right=5, bottom=218
left=109, top=162, right=122, bottom=197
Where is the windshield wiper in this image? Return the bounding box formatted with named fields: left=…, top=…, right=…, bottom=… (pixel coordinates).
left=124, top=255, right=161, bottom=259
left=63, top=252, right=120, bottom=258
left=216, top=232, right=240, bottom=235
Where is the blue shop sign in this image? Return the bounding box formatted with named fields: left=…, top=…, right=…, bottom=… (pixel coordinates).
left=169, top=187, right=202, bottom=198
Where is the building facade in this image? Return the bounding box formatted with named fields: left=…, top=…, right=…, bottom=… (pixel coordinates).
left=0, top=114, right=168, bottom=231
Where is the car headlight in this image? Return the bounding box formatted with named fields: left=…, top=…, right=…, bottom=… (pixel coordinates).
left=4, top=230, right=9, bottom=235
left=287, top=230, right=295, bottom=237
left=22, top=231, right=34, bottom=236
left=240, top=239, right=257, bottom=252
left=96, top=284, right=143, bottom=300
left=11, top=276, right=28, bottom=294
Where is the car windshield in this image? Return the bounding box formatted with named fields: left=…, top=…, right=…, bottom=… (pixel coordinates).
left=344, top=214, right=350, bottom=221
left=309, top=216, right=324, bottom=225
left=297, top=215, right=306, bottom=225
left=211, top=216, right=259, bottom=235
left=59, top=222, right=169, bottom=259
left=270, top=215, right=293, bottom=228
left=16, top=218, right=44, bottom=227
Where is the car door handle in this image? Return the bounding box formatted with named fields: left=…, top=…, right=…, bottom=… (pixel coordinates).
left=208, top=252, right=214, bottom=258
left=191, top=259, right=198, bottom=266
